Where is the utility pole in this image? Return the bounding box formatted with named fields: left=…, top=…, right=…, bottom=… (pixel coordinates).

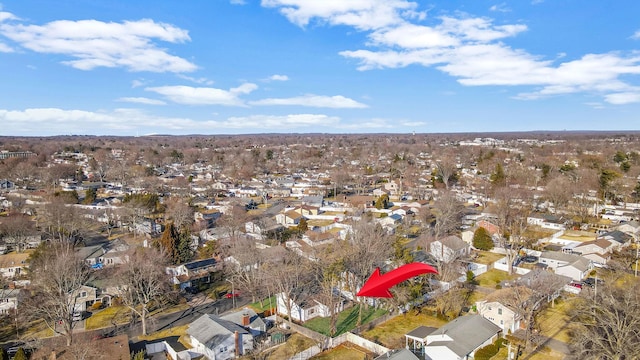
left=226, top=278, right=236, bottom=309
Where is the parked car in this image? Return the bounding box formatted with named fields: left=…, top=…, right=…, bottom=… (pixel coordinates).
left=522, top=256, right=538, bottom=263
left=225, top=291, right=240, bottom=298
left=582, top=278, right=603, bottom=288
left=569, top=282, right=582, bottom=289
left=184, top=286, right=199, bottom=295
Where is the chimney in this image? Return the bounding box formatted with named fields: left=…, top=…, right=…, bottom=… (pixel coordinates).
left=234, top=330, right=240, bottom=357
left=242, top=313, right=250, bottom=326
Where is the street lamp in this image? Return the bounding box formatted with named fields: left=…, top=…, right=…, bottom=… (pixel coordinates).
left=226, top=278, right=235, bottom=309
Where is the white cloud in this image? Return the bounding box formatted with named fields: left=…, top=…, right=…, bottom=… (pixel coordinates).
left=604, top=92, right=640, bottom=105
left=177, top=74, right=214, bottom=85
left=0, top=41, right=12, bottom=52
left=269, top=74, right=289, bottom=81
left=265, top=1, right=640, bottom=104
left=131, top=79, right=146, bottom=88
left=0, top=107, right=340, bottom=135
left=0, top=11, right=18, bottom=22
left=261, top=0, right=422, bottom=31
left=250, top=94, right=368, bottom=108
left=117, top=97, right=166, bottom=105
left=145, top=83, right=258, bottom=106
left=633, top=30, right=640, bottom=40
left=336, top=117, right=392, bottom=129
left=489, top=3, right=510, bottom=12
left=230, top=0, right=247, bottom=4
left=0, top=16, right=197, bottom=72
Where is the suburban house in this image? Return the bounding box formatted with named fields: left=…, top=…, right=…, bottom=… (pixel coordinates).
left=71, top=285, right=98, bottom=312
left=187, top=314, right=254, bottom=360
left=0, top=289, right=21, bottom=314
left=166, top=258, right=219, bottom=290
left=375, top=349, right=420, bottom=360
left=275, top=210, right=303, bottom=227
left=430, top=236, right=471, bottom=263
left=527, top=213, right=568, bottom=231
left=571, top=238, right=615, bottom=265
left=422, top=315, right=502, bottom=360
left=0, top=180, right=14, bottom=190
left=276, top=291, right=345, bottom=323
left=77, top=244, right=106, bottom=266
left=220, top=308, right=267, bottom=337
left=97, top=238, right=130, bottom=267
left=599, top=230, right=633, bottom=248
left=0, top=252, right=30, bottom=279
left=476, top=297, right=523, bottom=334
left=538, top=251, right=592, bottom=282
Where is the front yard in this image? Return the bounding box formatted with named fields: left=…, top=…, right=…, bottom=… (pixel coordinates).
left=537, top=298, right=577, bottom=343
left=361, top=309, right=447, bottom=348
left=311, top=343, right=375, bottom=360
left=473, top=251, right=505, bottom=265
left=303, top=305, right=387, bottom=336
left=85, top=306, right=131, bottom=330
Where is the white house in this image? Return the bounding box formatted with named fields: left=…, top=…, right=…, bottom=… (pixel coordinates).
left=276, top=291, right=345, bottom=323
left=0, top=289, right=21, bottom=314
left=423, top=315, right=501, bottom=360
left=430, top=236, right=471, bottom=263
left=188, top=314, right=254, bottom=360
left=476, top=299, right=523, bottom=334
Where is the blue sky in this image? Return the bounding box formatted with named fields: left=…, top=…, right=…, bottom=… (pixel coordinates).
left=1, top=1, right=640, bottom=136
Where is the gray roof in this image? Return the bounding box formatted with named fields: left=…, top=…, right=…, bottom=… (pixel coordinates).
left=428, top=315, right=501, bottom=357
left=374, top=349, right=420, bottom=360
left=540, top=251, right=582, bottom=263
left=406, top=326, right=436, bottom=340
left=440, top=235, right=469, bottom=252
left=221, top=308, right=265, bottom=331
left=187, top=314, right=250, bottom=346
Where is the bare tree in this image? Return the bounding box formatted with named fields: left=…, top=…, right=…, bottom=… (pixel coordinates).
left=263, top=251, right=311, bottom=327
left=569, top=281, right=640, bottom=359
left=0, top=214, right=36, bottom=252
left=26, top=243, right=92, bottom=346
left=224, top=236, right=265, bottom=303
left=431, top=191, right=464, bottom=240
left=165, top=196, right=194, bottom=230
left=117, top=247, right=172, bottom=336
left=39, top=199, right=88, bottom=246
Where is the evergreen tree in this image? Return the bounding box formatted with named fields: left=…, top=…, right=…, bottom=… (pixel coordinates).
left=473, top=227, right=494, bottom=250
left=0, top=348, right=8, bottom=360
left=156, top=223, right=179, bottom=264
left=490, top=163, right=506, bottom=187
left=177, top=227, right=193, bottom=264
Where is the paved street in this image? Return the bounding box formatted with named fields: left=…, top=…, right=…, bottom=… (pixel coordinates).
left=97, top=294, right=252, bottom=339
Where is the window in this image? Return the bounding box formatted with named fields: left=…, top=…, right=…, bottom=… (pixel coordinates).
left=498, top=308, right=502, bottom=315
left=79, top=291, right=87, bottom=298
left=219, top=346, right=227, bottom=353
left=500, top=320, right=504, bottom=325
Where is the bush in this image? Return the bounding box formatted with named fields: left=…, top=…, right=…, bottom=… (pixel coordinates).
left=474, top=344, right=498, bottom=360
left=91, top=301, right=103, bottom=310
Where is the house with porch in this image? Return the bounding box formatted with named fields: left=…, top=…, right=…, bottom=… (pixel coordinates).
left=421, top=315, right=501, bottom=360
left=187, top=314, right=254, bottom=360
left=166, top=258, right=219, bottom=290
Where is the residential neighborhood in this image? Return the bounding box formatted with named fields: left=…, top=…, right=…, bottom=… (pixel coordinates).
left=0, top=132, right=639, bottom=359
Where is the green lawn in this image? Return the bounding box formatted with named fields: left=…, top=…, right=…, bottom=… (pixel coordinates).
left=85, top=306, right=131, bottom=330
left=474, top=251, right=505, bottom=265
left=476, top=269, right=517, bottom=288
left=266, top=333, right=316, bottom=360
left=311, top=343, right=373, bottom=360
left=304, top=305, right=387, bottom=336
left=249, top=296, right=277, bottom=313
left=361, top=309, right=447, bottom=348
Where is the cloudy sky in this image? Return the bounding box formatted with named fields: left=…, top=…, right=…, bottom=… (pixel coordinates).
left=1, top=1, right=640, bottom=136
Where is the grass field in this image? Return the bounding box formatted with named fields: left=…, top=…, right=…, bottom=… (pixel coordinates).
left=537, top=298, right=577, bottom=343
left=474, top=251, right=505, bottom=265
left=361, top=309, right=447, bottom=348
left=304, top=306, right=387, bottom=336
left=85, top=306, right=131, bottom=330
left=137, top=324, right=190, bottom=346
left=266, top=333, right=316, bottom=360
left=476, top=269, right=517, bottom=288
left=249, top=296, right=277, bottom=313
left=311, top=343, right=374, bottom=360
